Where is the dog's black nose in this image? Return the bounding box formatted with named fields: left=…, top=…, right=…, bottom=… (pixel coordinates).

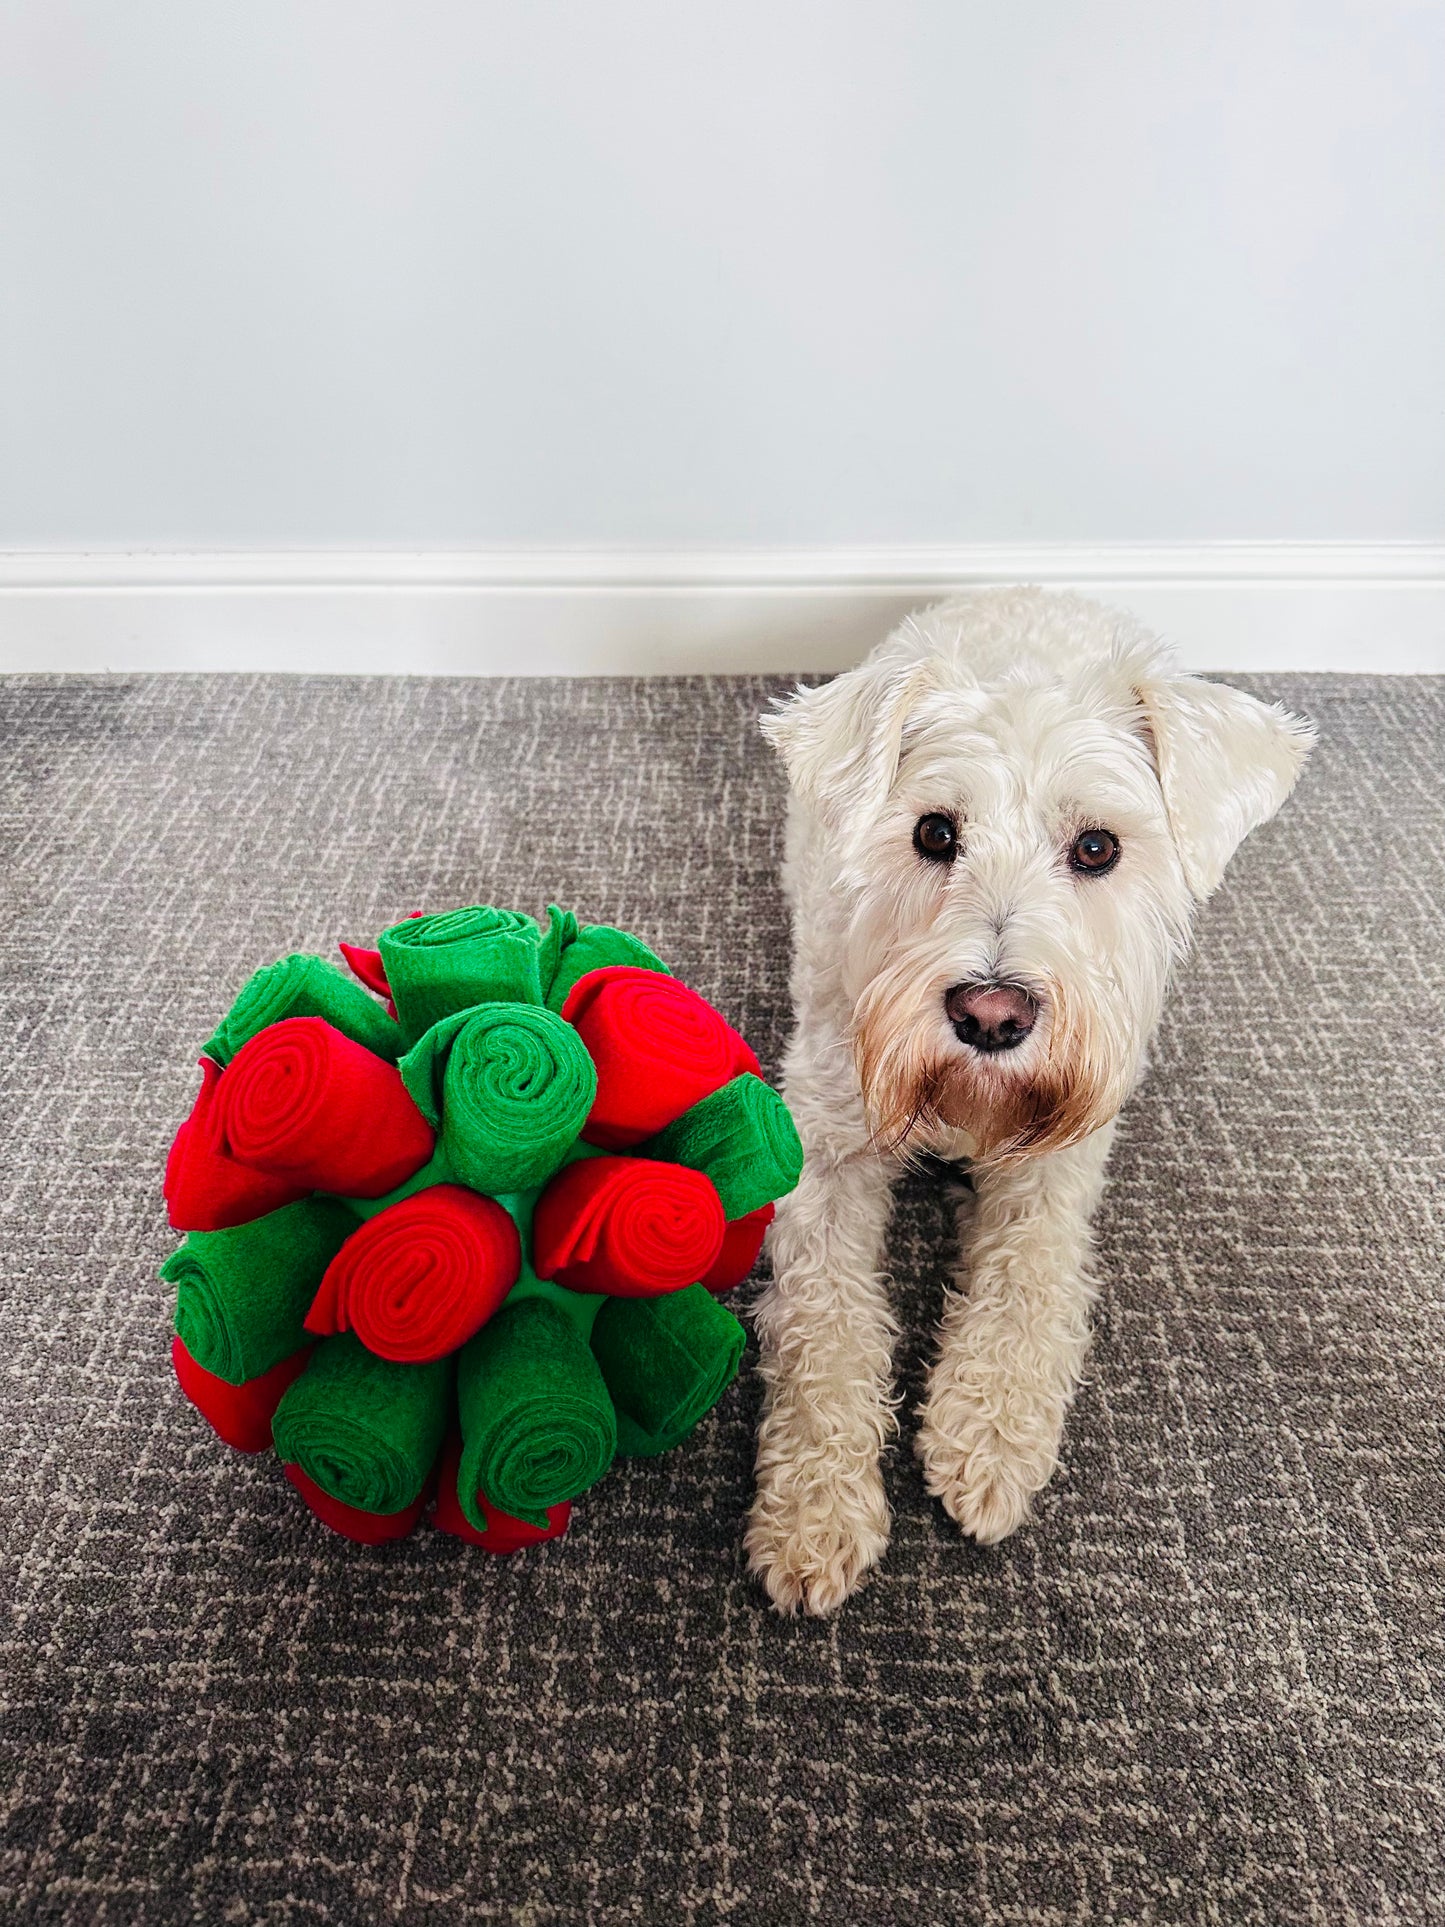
left=945, top=982, right=1038, bottom=1053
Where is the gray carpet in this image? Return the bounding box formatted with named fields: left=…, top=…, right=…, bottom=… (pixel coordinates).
left=1, top=671, right=1441, bottom=1927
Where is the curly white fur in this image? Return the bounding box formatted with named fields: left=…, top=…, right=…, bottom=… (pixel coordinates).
left=746, top=589, right=1314, bottom=1615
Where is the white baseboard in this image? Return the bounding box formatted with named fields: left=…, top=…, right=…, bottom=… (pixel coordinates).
left=0, top=543, right=1441, bottom=675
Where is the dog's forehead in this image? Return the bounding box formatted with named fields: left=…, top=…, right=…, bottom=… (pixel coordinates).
left=900, top=667, right=1151, bottom=810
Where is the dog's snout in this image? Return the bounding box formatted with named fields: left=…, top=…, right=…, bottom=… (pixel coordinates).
left=945, top=981, right=1038, bottom=1054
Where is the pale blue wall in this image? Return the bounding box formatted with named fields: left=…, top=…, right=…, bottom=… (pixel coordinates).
left=2, top=0, right=1441, bottom=546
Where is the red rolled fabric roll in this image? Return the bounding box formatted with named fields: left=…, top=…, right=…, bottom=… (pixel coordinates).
left=700, top=1203, right=775, bottom=1294
left=532, top=1155, right=726, bottom=1297
left=304, top=1186, right=522, bottom=1364
left=561, top=965, right=761, bottom=1150
left=171, top=1334, right=310, bottom=1454
left=218, top=1016, right=435, bottom=1198
left=164, top=1058, right=310, bottom=1232
left=283, top=1462, right=429, bottom=1544
left=431, top=1432, right=571, bottom=1552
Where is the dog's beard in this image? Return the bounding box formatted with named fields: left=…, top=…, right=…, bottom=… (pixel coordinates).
left=853, top=970, right=1131, bottom=1165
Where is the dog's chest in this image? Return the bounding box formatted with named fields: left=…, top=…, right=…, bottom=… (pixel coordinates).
left=921, top=1122, right=978, bottom=1163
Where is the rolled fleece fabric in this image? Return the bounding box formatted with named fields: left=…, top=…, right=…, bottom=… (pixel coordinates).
left=305, top=1185, right=521, bottom=1363
left=162, top=1195, right=356, bottom=1384
left=639, top=1074, right=804, bottom=1221
left=531, top=1155, right=726, bottom=1298
left=545, top=917, right=670, bottom=1012
left=590, top=1285, right=746, bottom=1458
left=170, top=1335, right=310, bottom=1454
left=284, top=1462, right=429, bottom=1545
left=338, top=939, right=398, bottom=1015
left=561, top=965, right=761, bottom=1150
left=203, top=953, right=402, bottom=1066
left=218, top=1017, right=435, bottom=1197
left=700, top=1203, right=774, bottom=1293
left=165, top=1057, right=309, bottom=1232
left=431, top=1431, right=571, bottom=1552
left=379, top=905, right=570, bottom=1044
left=271, top=1333, right=450, bottom=1515
left=399, top=1002, right=594, bottom=1195
left=455, top=1297, right=616, bottom=1530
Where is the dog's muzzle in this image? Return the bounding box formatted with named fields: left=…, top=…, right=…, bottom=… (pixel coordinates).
left=945, top=982, right=1038, bottom=1054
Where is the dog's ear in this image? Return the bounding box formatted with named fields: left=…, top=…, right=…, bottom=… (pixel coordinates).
left=1134, top=671, right=1316, bottom=898
left=762, top=658, right=937, bottom=831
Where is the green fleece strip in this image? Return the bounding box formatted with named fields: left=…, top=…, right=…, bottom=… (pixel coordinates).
left=398, top=1002, right=595, bottom=1196
left=589, top=1286, right=745, bottom=1458
left=203, top=954, right=402, bottom=1066
left=379, top=905, right=571, bottom=1044
left=455, top=1297, right=616, bottom=1530
left=544, top=918, right=671, bottom=1010
left=493, top=1156, right=609, bottom=1336
left=271, top=1334, right=451, bottom=1514
left=162, top=1196, right=356, bottom=1385
left=637, top=1073, right=804, bottom=1220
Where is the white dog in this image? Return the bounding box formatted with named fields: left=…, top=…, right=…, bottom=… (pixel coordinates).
left=746, top=588, right=1314, bottom=1615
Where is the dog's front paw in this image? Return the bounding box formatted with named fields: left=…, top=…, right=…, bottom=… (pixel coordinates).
left=745, top=1455, right=890, bottom=1617
left=914, top=1392, right=1061, bottom=1546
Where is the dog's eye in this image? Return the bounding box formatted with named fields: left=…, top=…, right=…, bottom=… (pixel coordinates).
left=913, top=812, right=958, bottom=862
left=1069, top=828, right=1119, bottom=875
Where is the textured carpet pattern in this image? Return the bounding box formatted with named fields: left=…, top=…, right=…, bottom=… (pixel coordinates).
left=0, top=671, right=1441, bottom=1926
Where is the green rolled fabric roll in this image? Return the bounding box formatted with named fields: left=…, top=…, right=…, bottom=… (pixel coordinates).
left=203, top=954, right=402, bottom=1066
left=161, top=1196, right=356, bottom=1385
left=590, top=1285, right=746, bottom=1458
left=399, top=1003, right=595, bottom=1195
left=272, top=1334, right=451, bottom=1514
left=379, top=905, right=571, bottom=1044
left=545, top=917, right=671, bottom=1010
left=638, top=1073, right=803, bottom=1220
left=455, top=1297, right=616, bottom=1529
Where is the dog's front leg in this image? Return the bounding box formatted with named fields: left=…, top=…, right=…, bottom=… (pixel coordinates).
left=916, top=1124, right=1114, bottom=1544
left=745, top=1042, right=896, bottom=1616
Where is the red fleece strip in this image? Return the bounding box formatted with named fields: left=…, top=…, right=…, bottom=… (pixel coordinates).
left=532, top=1155, right=726, bottom=1297
left=700, top=1203, right=774, bottom=1293
left=171, top=1335, right=310, bottom=1454
left=562, top=965, right=760, bottom=1150
left=338, top=941, right=396, bottom=1017
left=283, top=1462, right=429, bottom=1544
left=164, top=1058, right=310, bottom=1232
left=431, top=1433, right=571, bottom=1552
left=305, top=1185, right=521, bottom=1363
left=218, top=1016, right=435, bottom=1197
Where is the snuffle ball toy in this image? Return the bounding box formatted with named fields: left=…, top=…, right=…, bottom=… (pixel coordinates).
left=161, top=906, right=803, bottom=1551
